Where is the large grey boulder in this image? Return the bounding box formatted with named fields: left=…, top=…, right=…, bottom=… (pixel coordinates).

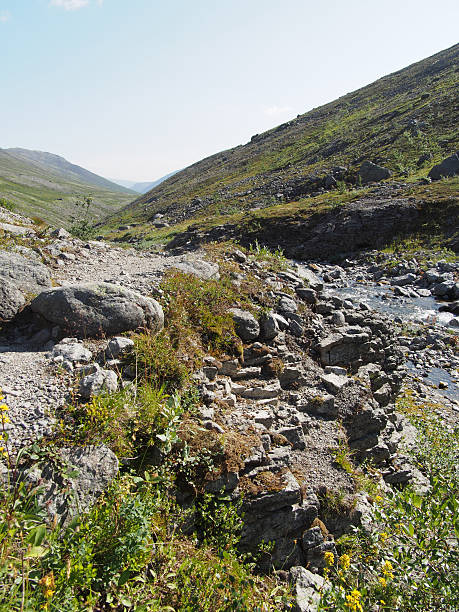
left=31, top=283, right=164, bottom=338
left=0, top=278, right=26, bottom=321
left=24, top=445, right=118, bottom=525
left=229, top=308, right=260, bottom=341
left=358, top=160, right=391, bottom=184
left=428, top=152, right=459, bottom=180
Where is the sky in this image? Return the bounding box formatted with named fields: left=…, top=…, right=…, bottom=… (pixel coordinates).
left=1, top=0, right=458, bottom=182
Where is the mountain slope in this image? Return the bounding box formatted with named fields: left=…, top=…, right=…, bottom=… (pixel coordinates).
left=0, top=148, right=136, bottom=227
left=105, top=43, right=458, bottom=234
left=5, top=149, right=134, bottom=194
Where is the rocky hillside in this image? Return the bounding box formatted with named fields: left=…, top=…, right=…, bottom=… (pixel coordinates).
left=0, top=147, right=136, bottom=227
left=105, top=43, right=458, bottom=237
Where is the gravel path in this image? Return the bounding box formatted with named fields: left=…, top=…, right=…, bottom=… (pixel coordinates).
left=0, top=233, right=217, bottom=454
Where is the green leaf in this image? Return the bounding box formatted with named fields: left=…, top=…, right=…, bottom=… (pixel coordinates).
left=27, top=525, right=46, bottom=546
left=26, top=546, right=46, bottom=558
left=118, top=569, right=132, bottom=587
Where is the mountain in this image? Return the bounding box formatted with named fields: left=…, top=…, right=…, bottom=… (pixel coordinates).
left=108, top=178, right=141, bottom=191
left=132, top=170, right=180, bottom=194
left=104, top=43, right=459, bottom=244
left=0, top=148, right=136, bottom=227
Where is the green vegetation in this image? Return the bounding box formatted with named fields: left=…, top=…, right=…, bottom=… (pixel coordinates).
left=320, top=391, right=459, bottom=611
left=0, top=197, right=15, bottom=212
left=0, top=248, right=295, bottom=610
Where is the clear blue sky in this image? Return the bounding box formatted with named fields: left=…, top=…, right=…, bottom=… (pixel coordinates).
left=1, top=0, right=458, bottom=182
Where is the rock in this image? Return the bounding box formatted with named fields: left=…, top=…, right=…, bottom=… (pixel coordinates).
left=259, top=311, right=279, bottom=340
left=289, top=566, right=324, bottom=612
left=79, top=369, right=118, bottom=398
left=105, top=336, right=135, bottom=359
left=321, top=373, right=349, bottom=394
left=428, top=152, right=459, bottom=180
left=303, top=394, right=337, bottom=418
left=205, top=471, right=239, bottom=493
left=296, top=268, right=323, bottom=291
left=331, top=310, right=346, bottom=326
left=52, top=339, right=92, bottom=363
left=358, top=160, right=391, bottom=184
left=23, top=445, right=118, bottom=525
left=51, top=227, right=72, bottom=239
left=174, top=258, right=220, bottom=280
left=277, top=426, right=306, bottom=450
left=229, top=308, right=260, bottom=341
left=296, top=287, right=317, bottom=304
left=0, top=251, right=51, bottom=295
left=31, top=283, right=164, bottom=338
left=241, top=382, right=281, bottom=399
left=0, top=278, right=26, bottom=321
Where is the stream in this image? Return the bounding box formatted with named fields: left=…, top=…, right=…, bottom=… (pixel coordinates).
left=296, top=262, right=459, bottom=406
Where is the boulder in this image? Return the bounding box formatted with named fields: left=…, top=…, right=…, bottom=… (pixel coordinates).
left=173, top=258, right=220, bottom=280
left=0, top=278, right=26, bottom=321
left=23, top=445, right=119, bottom=525
left=259, top=311, right=279, bottom=340
left=289, top=566, right=325, bottom=612
left=357, top=161, right=391, bottom=184
left=79, top=369, right=118, bottom=398
left=428, top=152, right=459, bottom=180
left=52, top=339, right=92, bottom=363
left=0, top=251, right=51, bottom=295
left=229, top=308, right=260, bottom=341
left=105, top=336, right=135, bottom=359
left=31, top=283, right=164, bottom=338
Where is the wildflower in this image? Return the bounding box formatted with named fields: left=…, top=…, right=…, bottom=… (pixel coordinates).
left=39, top=572, right=55, bottom=599
left=379, top=577, right=387, bottom=588
left=375, top=495, right=383, bottom=504
left=340, top=553, right=351, bottom=570
left=345, top=589, right=363, bottom=612
left=324, top=551, right=335, bottom=566
left=379, top=531, right=389, bottom=544
left=382, top=560, right=394, bottom=579
left=0, top=403, right=8, bottom=411
left=380, top=601, right=386, bottom=606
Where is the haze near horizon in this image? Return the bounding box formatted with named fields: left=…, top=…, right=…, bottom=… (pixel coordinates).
left=1, top=0, right=458, bottom=182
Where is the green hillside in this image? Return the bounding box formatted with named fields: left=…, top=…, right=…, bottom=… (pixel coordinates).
left=0, top=148, right=136, bottom=228
left=103, top=43, right=458, bottom=244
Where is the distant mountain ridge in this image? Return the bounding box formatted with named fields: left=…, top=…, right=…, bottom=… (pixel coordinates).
left=0, top=148, right=136, bottom=227
left=5, top=148, right=134, bottom=194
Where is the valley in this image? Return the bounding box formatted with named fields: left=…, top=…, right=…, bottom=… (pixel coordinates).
left=0, top=40, right=458, bottom=612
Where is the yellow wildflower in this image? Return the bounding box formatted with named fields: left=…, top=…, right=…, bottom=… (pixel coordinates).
left=382, top=560, right=394, bottom=579
left=379, top=577, right=387, bottom=588
left=345, top=589, right=363, bottom=612
left=324, top=551, right=335, bottom=566
left=340, top=553, right=351, bottom=570
left=375, top=495, right=383, bottom=504
left=0, top=404, right=8, bottom=411
left=380, top=531, right=389, bottom=544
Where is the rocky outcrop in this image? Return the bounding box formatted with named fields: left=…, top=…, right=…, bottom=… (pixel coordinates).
left=31, top=283, right=164, bottom=338
left=428, top=151, right=459, bottom=180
